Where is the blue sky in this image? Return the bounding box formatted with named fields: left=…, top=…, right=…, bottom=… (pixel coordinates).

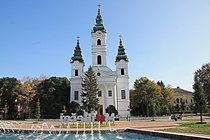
left=0, top=0, right=210, bottom=91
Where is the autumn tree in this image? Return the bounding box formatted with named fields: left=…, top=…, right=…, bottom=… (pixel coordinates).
left=160, top=85, right=174, bottom=115
left=133, top=77, right=162, bottom=117
left=81, top=66, right=99, bottom=113
left=16, top=76, right=46, bottom=119
left=131, top=78, right=174, bottom=116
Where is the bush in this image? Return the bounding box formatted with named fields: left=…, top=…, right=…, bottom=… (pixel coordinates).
left=105, top=105, right=118, bottom=116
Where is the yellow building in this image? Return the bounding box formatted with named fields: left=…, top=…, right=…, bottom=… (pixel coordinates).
left=172, top=87, right=194, bottom=112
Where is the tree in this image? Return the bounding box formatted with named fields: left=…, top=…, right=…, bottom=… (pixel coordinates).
left=0, top=77, right=21, bottom=119
left=180, top=101, right=186, bottom=113
left=105, top=105, right=118, bottom=116
left=193, top=75, right=208, bottom=123
left=157, top=80, right=165, bottom=89
left=68, top=101, right=83, bottom=115
left=37, top=77, right=70, bottom=118
left=160, top=85, right=174, bottom=115
left=35, top=99, right=41, bottom=120
left=195, top=62, right=210, bottom=103
left=81, top=66, right=99, bottom=113
left=131, top=78, right=174, bottom=116
left=133, top=77, right=162, bottom=117
left=13, top=76, right=46, bottom=119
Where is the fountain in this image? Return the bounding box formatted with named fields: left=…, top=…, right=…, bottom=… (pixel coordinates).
left=66, top=122, right=70, bottom=134
left=49, top=125, right=56, bottom=134
left=83, top=122, right=86, bottom=138
left=75, top=122, right=79, bottom=138
left=0, top=120, right=173, bottom=140
left=59, top=123, right=62, bottom=135
left=91, top=122, right=93, bottom=137
left=98, top=121, right=101, bottom=133
left=108, top=121, right=111, bottom=131
left=42, top=122, right=49, bottom=130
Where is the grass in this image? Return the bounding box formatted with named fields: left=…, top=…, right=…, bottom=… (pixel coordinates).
left=162, top=121, right=210, bottom=135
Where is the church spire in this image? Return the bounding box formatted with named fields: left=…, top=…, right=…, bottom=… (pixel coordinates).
left=93, top=4, right=106, bottom=32
left=116, top=35, right=128, bottom=62
left=70, top=36, right=84, bottom=64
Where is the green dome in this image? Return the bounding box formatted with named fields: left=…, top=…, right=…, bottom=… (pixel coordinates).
left=70, top=39, right=84, bottom=64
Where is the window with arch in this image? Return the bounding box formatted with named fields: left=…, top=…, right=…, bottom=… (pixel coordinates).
left=97, top=55, right=101, bottom=65
left=176, top=98, right=179, bottom=103
left=97, top=39, right=101, bottom=45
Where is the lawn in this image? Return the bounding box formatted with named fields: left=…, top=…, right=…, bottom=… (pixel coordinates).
left=162, top=121, right=210, bottom=135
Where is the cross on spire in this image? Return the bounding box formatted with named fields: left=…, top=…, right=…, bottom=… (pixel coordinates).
left=98, top=0, right=101, bottom=9
left=119, top=35, right=123, bottom=45
left=77, top=36, right=80, bottom=41
left=97, top=2, right=101, bottom=15
left=77, top=36, right=80, bottom=44
left=93, top=2, right=106, bottom=32
left=119, top=35, right=122, bottom=40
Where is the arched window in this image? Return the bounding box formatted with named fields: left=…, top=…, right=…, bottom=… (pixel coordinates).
left=97, top=39, right=101, bottom=45
left=97, top=55, right=101, bottom=65
left=176, top=98, right=179, bottom=103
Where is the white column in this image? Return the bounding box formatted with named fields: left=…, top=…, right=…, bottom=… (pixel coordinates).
left=113, top=84, right=116, bottom=107
left=103, top=84, right=108, bottom=113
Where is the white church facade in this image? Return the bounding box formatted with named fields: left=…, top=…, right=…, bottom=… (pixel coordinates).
left=70, top=5, right=130, bottom=117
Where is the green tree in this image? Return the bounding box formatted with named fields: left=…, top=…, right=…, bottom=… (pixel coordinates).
left=133, top=77, right=162, bottom=117
left=68, top=101, right=83, bottom=115
left=105, top=105, right=118, bottom=116
left=131, top=78, right=174, bottom=116
left=195, top=62, right=210, bottom=103
left=193, top=75, right=208, bottom=123
left=0, top=77, right=21, bottom=119
left=37, top=77, right=70, bottom=118
left=81, top=66, right=99, bottom=113
left=160, top=86, right=174, bottom=115
left=36, top=99, right=41, bottom=120
left=157, top=80, right=165, bottom=89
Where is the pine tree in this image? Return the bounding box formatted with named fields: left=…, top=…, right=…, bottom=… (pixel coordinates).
left=193, top=76, right=208, bottom=123
left=36, top=99, right=41, bottom=120
left=81, top=66, right=99, bottom=113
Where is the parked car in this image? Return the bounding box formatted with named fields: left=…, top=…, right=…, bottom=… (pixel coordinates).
left=171, top=114, right=182, bottom=121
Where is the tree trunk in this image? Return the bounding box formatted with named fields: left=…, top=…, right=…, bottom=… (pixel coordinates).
left=146, top=104, right=149, bottom=117
left=200, top=111, right=203, bottom=123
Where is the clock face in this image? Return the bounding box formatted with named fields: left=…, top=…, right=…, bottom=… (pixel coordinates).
left=96, top=31, right=102, bottom=37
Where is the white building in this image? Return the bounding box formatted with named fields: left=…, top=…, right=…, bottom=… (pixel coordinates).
left=70, top=5, right=130, bottom=117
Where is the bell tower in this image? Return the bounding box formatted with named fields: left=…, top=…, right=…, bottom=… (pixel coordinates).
left=70, top=37, right=84, bottom=103
left=91, top=4, right=107, bottom=67
left=115, top=35, right=130, bottom=116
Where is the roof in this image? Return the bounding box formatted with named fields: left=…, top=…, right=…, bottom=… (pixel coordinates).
left=172, top=87, right=193, bottom=96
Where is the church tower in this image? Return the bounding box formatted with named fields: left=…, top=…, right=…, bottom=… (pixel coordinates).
left=91, top=4, right=107, bottom=67
left=115, top=36, right=130, bottom=116
left=70, top=37, right=84, bottom=104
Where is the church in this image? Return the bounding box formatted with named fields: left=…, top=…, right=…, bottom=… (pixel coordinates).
left=70, top=5, right=130, bottom=117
